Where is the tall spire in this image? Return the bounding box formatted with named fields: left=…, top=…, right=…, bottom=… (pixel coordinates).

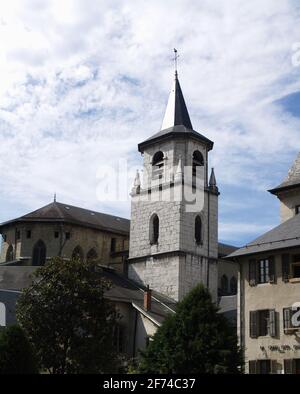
left=161, top=50, right=193, bottom=131
left=209, top=168, right=218, bottom=193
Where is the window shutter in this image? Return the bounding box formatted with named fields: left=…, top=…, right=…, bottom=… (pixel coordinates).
left=269, top=309, right=277, bottom=337
left=284, top=359, right=295, bottom=374
left=249, top=360, right=257, bottom=374
left=250, top=311, right=258, bottom=338
left=249, top=259, right=257, bottom=286
left=270, top=360, right=278, bottom=374
left=282, top=254, right=290, bottom=282
left=269, top=256, right=276, bottom=283
left=283, top=307, right=292, bottom=334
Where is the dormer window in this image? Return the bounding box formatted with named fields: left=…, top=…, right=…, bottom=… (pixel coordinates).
left=152, top=151, right=164, bottom=180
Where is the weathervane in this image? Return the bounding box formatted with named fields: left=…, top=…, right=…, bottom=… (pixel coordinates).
left=174, top=48, right=179, bottom=77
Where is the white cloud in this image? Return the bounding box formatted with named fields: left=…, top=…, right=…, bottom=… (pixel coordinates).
left=0, top=0, right=300, bottom=243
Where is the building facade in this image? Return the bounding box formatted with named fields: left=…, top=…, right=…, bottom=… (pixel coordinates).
left=128, top=71, right=221, bottom=302
left=0, top=201, right=130, bottom=272
left=228, top=152, right=300, bottom=374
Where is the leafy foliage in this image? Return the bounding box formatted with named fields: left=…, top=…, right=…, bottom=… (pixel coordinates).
left=16, top=257, right=119, bottom=374
left=0, top=325, right=38, bottom=374
left=138, top=284, right=243, bottom=374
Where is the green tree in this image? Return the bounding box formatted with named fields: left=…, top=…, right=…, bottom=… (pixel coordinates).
left=16, top=257, right=119, bottom=374
left=138, top=284, right=243, bottom=374
left=0, top=325, right=38, bottom=374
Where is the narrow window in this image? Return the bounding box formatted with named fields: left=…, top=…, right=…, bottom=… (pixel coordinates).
left=3, top=234, right=7, bottom=242
left=111, top=238, right=116, bottom=253
left=65, top=232, right=71, bottom=240
left=152, top=151, right=164, bottom=180
left=149, top=214, right=159, bottom=244
left=26, top=230, right=31, bottom=239
left=16, top=230, right=20, bottom=240
left=54, top=231, right=59, bottom=239
left=72, top=246, right=84, bottom=261
left=87, top=248, right=98, bottom=262
left=221, top=275, right=228, bottom=295
left=295, top=205, right=300, bottom=215
left=230, top=276, right=237, bottom=294
left=195, top=215, right=202, bottom=244
left=192, top=150, right=204, bottom=177
left=32, top=240, right=46, bottom=266
left=5, top=245, right=14, bottom=262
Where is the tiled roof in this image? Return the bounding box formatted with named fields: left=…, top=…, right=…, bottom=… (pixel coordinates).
left=227, top=213, right=300, bottom=258
left=269, top=152, right=300, bottom=194
left=0, top=201, right=130, bottom=235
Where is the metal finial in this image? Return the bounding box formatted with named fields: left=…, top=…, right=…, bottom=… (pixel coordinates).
left=54, top=192, right=56, bottom=202
left=174, top=48, right=179, bottom=78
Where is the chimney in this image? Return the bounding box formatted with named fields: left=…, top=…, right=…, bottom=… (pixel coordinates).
left=144, top=285, right=152, bottom=311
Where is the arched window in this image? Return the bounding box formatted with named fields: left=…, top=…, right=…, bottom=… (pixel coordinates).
left=87, top=248, right=98, bottom=262
left=72, top=245, right=84, bottom=261
left=152, top=151, right=164, bottom=179
left=6, top=245, right=14, bottom=262
left=149, top=214, right=159, bottom=245
left=195, top=215, right=202, bottom=244
left=221, top=275, right=229, bottom=295
left=192, top=150, right=204, bottom=177
left=32, top=240, right=46, bottom=266
left=0, top=302, right=6, bottom=327
left=230, top=276, right=237, bottom=295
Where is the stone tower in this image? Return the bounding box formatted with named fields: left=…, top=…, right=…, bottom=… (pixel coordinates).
left=128, top=71, right=219, bottom=301
left=269, top=152, right=300, bottom=223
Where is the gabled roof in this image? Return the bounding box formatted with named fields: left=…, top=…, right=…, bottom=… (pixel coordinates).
left=269, top=152, right=300, bottom=194
left=0, top=201, right=130, bottom=236
left=138, top=74, right=213, bottom=153
left=227, top=213, right=300, bottom=258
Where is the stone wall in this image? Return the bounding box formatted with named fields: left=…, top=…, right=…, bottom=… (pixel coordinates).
left=0, top=222, right=129, bottom=272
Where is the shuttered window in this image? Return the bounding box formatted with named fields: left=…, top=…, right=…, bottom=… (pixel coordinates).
left=250, top=311, right=258, bottom=338
left=269, top=309, right=277, bottom=337
left=284, top=359, right=296, bottom=374
left=249, top=259, right=257, bottom=286
left=282, top=254, right=290, bottom=282
left=249, top=360, right=257, bottom=374
left=283, top=308, right=292, bottom=333
left=250, top=309, right=277, bottom=338
left=268, top=256, right=276, bottom=283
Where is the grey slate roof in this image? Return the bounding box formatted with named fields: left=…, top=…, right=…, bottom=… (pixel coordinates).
left=269, top=152, right=300, bottom=194
left=0, top=201, right=130, bottom=236
left=138, top=125, right=214, bottom=153
left=138, top=75, right=213, bottom=153
left=218, top=242, right=238, bottom=258
left=227, top=213, right=300, bottom=258
left=101, top=268, right=176, bottom=325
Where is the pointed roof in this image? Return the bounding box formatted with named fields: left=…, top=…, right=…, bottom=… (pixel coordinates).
left=209, top=168, right=217, bottom=187
left=269, top=152, right=300, bottom=195
left=161, top=72, right=193, bottom=130
left=0, top=201, right=130, bottom=235
left=138, top=73, right=213, bottom=153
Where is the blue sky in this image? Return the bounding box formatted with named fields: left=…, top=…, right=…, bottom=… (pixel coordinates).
left=1, top=0, right=300, bottom=247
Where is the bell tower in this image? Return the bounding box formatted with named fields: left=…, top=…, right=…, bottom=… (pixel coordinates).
left=128, top=68, right=219, bottom=301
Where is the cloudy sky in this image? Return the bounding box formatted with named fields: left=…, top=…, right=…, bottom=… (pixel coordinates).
left=0, top=0, right=300, bottom=246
